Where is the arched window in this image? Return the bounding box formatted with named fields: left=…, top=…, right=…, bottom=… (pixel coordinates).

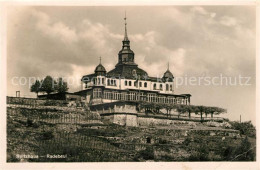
left=160, top=84, right=163, bottom=90
left=125, top=80, right=127, bottom=86
left=114, top=80, right=117, bottom=86
left=134, top=81, right=137, bottom=87
left=166, top=84, right=169, bottom=91
left=170, top=85, right=173, bottom=91
left=144, top=82, right=147, bottom=88
left=153, top=83, right=156, bottom=90
left=139, top=82, right=142, bottom=87
left=102, top=78, right=105, bottom=84
left=129, top=81, right=132, bottom=86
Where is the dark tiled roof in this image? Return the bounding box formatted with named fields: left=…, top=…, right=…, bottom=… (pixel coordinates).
left=107, top=64, right=148, bottom=79
left=95, top=64, right=106, bottom=73
left=163, top=70, right=174, bottom=79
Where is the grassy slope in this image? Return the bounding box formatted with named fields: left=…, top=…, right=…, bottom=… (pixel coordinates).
left=7, top=107, right=256, bottom=162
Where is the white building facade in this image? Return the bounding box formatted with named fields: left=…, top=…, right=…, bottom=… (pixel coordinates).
left=79, top=18, right=191, bottom=106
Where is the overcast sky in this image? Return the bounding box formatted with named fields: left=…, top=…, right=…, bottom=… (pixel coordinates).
left=7, top=6, right=256, bottom=123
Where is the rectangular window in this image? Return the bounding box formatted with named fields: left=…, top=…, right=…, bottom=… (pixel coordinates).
left=147, top=94, right=151, bottom=102
left=168, top=97, right=173, bottom=104
left=104, top=91, right=107, bottom=99
left=121, top=93, right=126, bottom=100
left=112, top=92, right=117, bottom=100
left=148, top=93, right=157, bottom=102
left=93, top=88, right=102, bottom=98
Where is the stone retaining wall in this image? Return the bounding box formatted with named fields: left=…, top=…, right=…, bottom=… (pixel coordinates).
left=7, top=96, right=67, bottom=106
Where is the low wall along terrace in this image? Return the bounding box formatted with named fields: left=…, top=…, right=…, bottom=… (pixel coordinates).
left=7, top=96, right=67, bottom=107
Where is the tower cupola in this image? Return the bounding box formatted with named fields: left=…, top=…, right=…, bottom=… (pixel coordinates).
left=117, top=12, right=135, bottom=65
left=94, top=57, right=106, bottom=76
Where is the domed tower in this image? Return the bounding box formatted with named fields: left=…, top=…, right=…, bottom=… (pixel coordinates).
left=94, top=57, right=106, bottom=76
left=162, top=62, right=174, bottom=82
left=117, top=13, right=136, bottom=65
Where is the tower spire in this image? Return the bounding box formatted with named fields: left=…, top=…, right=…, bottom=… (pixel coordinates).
left=167, top=61, right=169, bottom=70
left=99, top=56, right=102, bottom=64
left=118, top=11, right=135, bottom=65
left=124, top=11, right=129, bottom=41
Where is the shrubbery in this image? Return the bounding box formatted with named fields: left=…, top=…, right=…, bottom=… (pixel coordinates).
left=135, top=147, right=154, bottom=160
left=40, top=130, right=54, bottom=140
left=222, top=137, right=255, bottom=161
left=230, top=121, right=255, bottom=138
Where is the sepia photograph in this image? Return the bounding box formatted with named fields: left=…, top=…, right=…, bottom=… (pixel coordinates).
left=0, top=1, right=258, bottom=169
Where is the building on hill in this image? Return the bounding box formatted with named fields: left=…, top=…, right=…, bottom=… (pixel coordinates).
left=32, top=16, right=192, bottom=126
left=79, top=16, right=191, bottom=107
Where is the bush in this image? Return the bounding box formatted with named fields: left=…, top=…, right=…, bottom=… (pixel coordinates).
left=40, top=130, right=54, bottom=140
left=137, top=147, right=154, bottom=160
left=158, top=138, right=168, bottom=144
left=233, top=137, right=255, bottom=161
left=230, top=121, right=255, bottom=137
left=26, top=118, right=34, bottom=127
left=188, top=145, right=210, bottom=161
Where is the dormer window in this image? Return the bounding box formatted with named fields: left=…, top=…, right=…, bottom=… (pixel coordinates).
left=132, top=69, right=136, bottom=76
